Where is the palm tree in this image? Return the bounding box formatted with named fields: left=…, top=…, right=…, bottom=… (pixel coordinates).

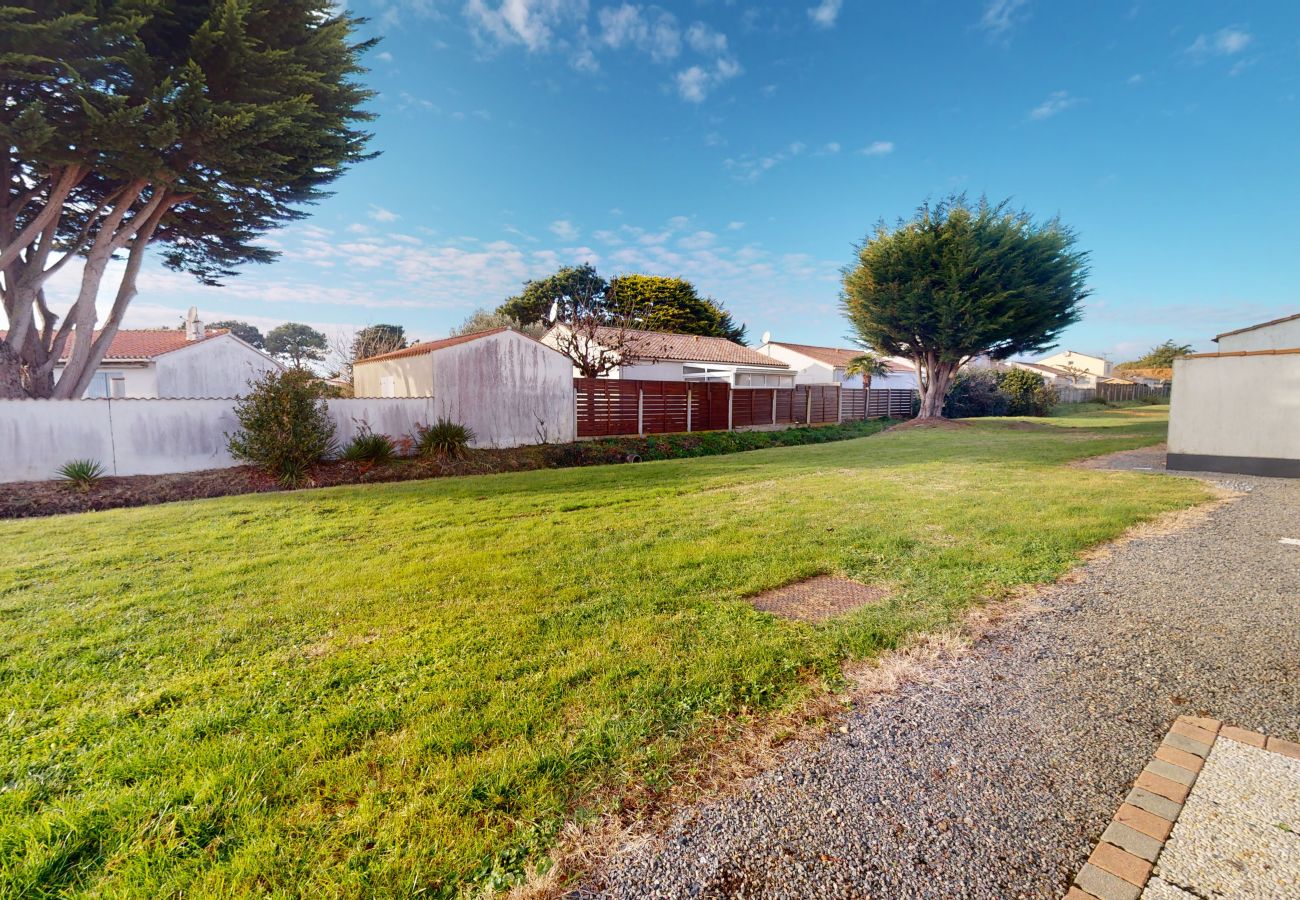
left=845, top=352, right=892, bottom=390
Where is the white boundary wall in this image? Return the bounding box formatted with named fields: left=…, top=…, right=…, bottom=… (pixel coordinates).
left=0, top=397, right=441, bottom=483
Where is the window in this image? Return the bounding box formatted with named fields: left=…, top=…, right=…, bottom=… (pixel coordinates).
left=85, top=371, right=126, bottom=398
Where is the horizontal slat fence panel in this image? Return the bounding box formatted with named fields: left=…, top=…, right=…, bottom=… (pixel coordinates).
left=640, top=381, right=689, bottom=434
left=731, top=388, right=775, bottom=428
left=691, top=383, right=731, bottom=431
left=577, top=380, right=899, bottom=437
left=575, top=378, right=639, bottom=437
left=843, top=388, right=917, bottom=420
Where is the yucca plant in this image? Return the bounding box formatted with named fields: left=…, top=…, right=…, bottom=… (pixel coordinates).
left=342, top=427, right=395, bottom=464
left=57, top=458, right=106, bottom=491
left=414, top=418, right=476, bottom=459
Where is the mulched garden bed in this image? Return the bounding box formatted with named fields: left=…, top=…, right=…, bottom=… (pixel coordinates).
left=1, top=419, right=891, bottom=519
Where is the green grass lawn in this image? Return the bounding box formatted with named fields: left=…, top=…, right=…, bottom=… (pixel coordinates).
left=0, top=407, right=1205, bottom=898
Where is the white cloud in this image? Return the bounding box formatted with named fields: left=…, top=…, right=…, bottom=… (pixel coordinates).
left=597, top=4, right=681, bottom=62
left=821, top=141, right=842, bottom=154
left=676, top=56, right=741, bottom=102
left=807, top=0, right=842, bottom=29
left=726, top=221, right=745, bottom=230
left=1127, top=73, right=1143, bottom=86
left=678, top=230, right=716, bottom=250
left=1187, top=27, right=1252, bottom=57
left=685, top=22, right=728, bottom=55
left=859, top=140, right=894, bottom=156
left=464, top=0, right=586, bottom=52
left=549, top=219, right=580, bottom=240
left=979, top=0, right=1030, bottom=37
left=1028, top=90, right=1078, bottom=120
left=376, top=50, right=394, bottom=63
left=368, top=204, right=401, bottom=222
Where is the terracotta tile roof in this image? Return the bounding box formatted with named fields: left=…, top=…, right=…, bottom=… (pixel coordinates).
left=567, top=326, right=791, bottom=368
left=354, top=327, right=512, bottom=364
left=1, top=328, right=230, bottom=361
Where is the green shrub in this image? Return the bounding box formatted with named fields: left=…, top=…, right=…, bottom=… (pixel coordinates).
left=415, top=418, right=476, bottom=459
left=997, top=368, right=1059, bottom=416
left=944, top=370, right=1009, bottom=417
left=228, top=368, right=336, bottom=485
left=57, top=458, right=105, bottom=491
left=342, top=427, right=395, bottom=464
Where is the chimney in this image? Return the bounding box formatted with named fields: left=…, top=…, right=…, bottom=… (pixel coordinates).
left=184, top=306, right=204, bottom=341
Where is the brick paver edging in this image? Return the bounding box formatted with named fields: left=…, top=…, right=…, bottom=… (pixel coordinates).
left=1065, top=715, right=1300, bottom=900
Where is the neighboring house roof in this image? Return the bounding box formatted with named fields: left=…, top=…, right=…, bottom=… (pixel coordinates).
left=355, top=327, right=511, bottom=364
left=763, top=341, right=912, bottom=374
left=556, top=325, right=791, bottom=368
left=1213, top=312, right=1300, bottom=342
left=0, top=328, right=232, bottom=362
left=1013, top=361, right=1073, bottom=378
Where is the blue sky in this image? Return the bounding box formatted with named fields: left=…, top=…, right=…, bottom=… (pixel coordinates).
left=66, top=0, right=1300, bottom=362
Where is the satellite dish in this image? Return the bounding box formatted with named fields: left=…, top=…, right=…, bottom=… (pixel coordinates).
left=546, top=300, right=559, bottom=323
left=761, top=330, right=771, bottom=345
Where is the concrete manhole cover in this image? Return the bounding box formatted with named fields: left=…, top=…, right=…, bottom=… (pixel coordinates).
left=748, top=575, right=889, bottom=623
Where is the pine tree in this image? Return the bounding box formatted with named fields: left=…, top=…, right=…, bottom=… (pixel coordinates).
left=0, top=1, right=376, bottom=397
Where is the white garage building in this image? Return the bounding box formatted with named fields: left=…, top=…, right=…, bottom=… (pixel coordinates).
left=352, top=327, right=576, bottom=447
left=1167, top=313, right=1300, bottom=477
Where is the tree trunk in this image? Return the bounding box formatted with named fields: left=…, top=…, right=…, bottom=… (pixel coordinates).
left=0, top=341, right=26, bottom=399
left=917, top=360, right=959, bottom=418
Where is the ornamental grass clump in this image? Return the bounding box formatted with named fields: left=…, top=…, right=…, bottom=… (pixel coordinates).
left=228, top=368, right=336, bottom=485
left=414, top=418, right=476, bottom=459
left=342, top=427, right=396, bottom=464
left=57, top=458, right=105, bottom=491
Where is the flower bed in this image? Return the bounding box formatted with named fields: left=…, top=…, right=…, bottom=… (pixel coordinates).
left=0, top=419, right=891, bottom=518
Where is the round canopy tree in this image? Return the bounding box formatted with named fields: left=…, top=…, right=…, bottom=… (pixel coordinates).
left=842, top=195, right=1089, bottom=418
left=0, top=1, right=375, bottom=397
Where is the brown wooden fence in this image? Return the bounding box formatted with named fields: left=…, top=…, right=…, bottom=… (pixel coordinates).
left=574, top=379, right=846, bottom=438
left=1096, top=382, right=1170, bottom=403
left=841, top=387, right=917, bottom=420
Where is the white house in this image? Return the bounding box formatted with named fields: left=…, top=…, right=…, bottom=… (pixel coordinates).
left=31, top=311, right=282, bottom=398
left=352, top=327, right=576, bottom=446
left=542, top=324, right=796, bottom=388
left=1168, top=312, right=1300, bottom=478
left=753, top=340, right=918, bottom=390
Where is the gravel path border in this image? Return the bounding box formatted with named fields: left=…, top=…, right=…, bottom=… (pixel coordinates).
left=581, top=461, right=1300, bottom=899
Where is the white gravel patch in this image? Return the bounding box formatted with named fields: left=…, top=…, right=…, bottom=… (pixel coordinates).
left=1147, top=739, right=1300, bottom=899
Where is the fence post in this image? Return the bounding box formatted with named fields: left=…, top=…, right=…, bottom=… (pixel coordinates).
left=727, top=388, right=734, bottom=431
left=637, top=384, right=644, bottom=436
left=836, top=386, right=842, bottom=423
left=686, top=388, right=692, bottom=432
left=771, top=389, right=777, bottom=426
left=805, top=388, right=813, bottom=424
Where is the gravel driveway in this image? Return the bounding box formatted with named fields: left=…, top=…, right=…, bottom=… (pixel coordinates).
left=581, top=465, right=1300, bottom=899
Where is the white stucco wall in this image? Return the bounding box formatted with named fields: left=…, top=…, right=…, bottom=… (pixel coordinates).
left=429, top=330, right=575, bottom=447
left=1168, top=353, right=1300, bottom=470
left=753, top=345, right=835, bottom=384
left=1038, top=350, right=1111, bottom=377
left=0, top=397, right=440, bottom=483
left=616, top=361, right=687, bottom=381
left=154, top=334, right=282, bottom=397
left=1216, top=317, right=1300, bottom=352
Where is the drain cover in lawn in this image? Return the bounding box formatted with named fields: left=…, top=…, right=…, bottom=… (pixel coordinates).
left=749, top=576, right=888, bottom=623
